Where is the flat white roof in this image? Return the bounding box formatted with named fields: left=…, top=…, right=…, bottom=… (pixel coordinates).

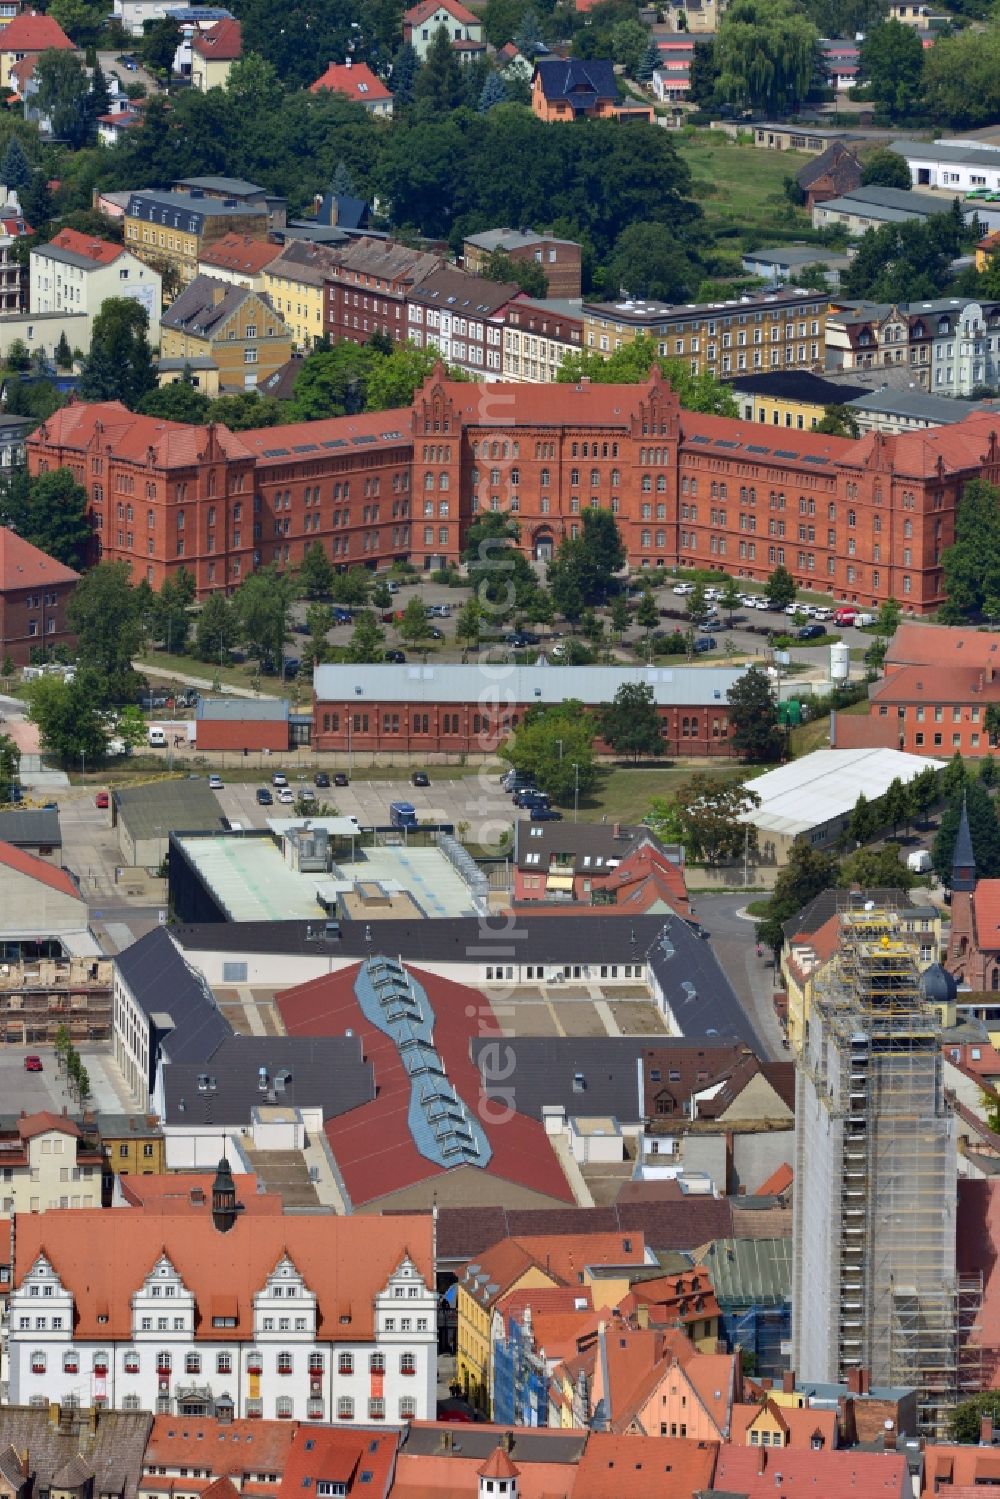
left=744, top=747, right=943, bottom=838
left=313, top=662, right=745, bottom=707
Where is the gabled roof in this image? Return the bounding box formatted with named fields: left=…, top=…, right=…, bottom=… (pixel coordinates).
left=755, top=1161, right=793, bottom=1197
left=713, top=1444, right=908, bottom=1496
left=887, top=621, right=1000, bottom=669
left=161, top=273, right=276, bottom=340
left=310, top=61, right=391, bottom=101
left=113, top=926, right=232, bottom=1065
left=31, top=400, right=252, bottom=468
left=0, top=12, right=74, bottom=52
left=408, top=267, right=520, bottom=317
left=191, top=16, right=242, bottom=58
left=146, top=1416, right=297, bottom=1476
left=533, top=57, right=618, bottom=104
left=14, top=1207, right=433, bottom=1343
left=796, top=139, right=861, bottom=192
left=200, top=233, right=282, bottom=276
left=0, top=526, right=79, bottom=592
left=0, top=840, right=81, bottom=901
left=279, top=1426, right=398, bottom=1499
left=17, top=1110, right=82, bottom=1141
left=403, top=0, right=479, bottom=24
left=40, top=226, right=124, bottom=268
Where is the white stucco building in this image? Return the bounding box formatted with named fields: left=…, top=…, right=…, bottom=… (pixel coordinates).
left=8, top=1167, right=437, bottom=1424
left=30, top=228, right=161, bottom=341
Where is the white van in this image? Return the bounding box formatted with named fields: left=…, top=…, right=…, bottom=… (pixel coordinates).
left=148, top=726, right=167, bottom=748
left=907, top=849, right=932, bottom=874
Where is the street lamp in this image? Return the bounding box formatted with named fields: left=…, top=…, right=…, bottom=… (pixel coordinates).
left=555, top=738, right=564, bottom=761
left=572, top=762, right=580, bottom=822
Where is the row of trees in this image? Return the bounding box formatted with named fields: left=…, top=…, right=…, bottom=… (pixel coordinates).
left=860, top=16, right=1000, bottom=128
left=54, top=1024, right=91, bottom=1107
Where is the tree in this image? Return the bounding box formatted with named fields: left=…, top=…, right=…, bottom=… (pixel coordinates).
left=604, top=222, right=698, bottom=303
left=148, top=569, right=194, bottom=654
left=345, top=609, right=385, bottom=663
left=942, top=749, right=968, bottom=800
left=289, top=342, right=380, bottom=421
left=755, top=839, right=840, bottom=951
left=483, top=246, right=547, bottom=299
left=500, top=702, right=597, bottom=805
left=139, top=15, right=181, bottom=77
left=365, top=342, right=460, bottom=412
left=874, top=596, right=902, bottom=639
left=20, top=171, right=52, bottom=235
left=79, top=299, right=156, bottom=409
left=89, top=58, right=111, bottom=120
left=330, top=159, right=355, bottom=197
left=305, top=602, right=334, bottom=666
left=816, top=404, right=861, bottom=438
left=688, top=38, right=718, bottom=105
left=138, top=380, right=211, bottom=423
left=464, top=513, right=539, bottom=626
left=686, top=582, right=707, bottom=623
left=882, top=776, right=911, bottom=836
left=298, top=541, right=335, bottom=600
left=479, top=71, right=507, bottom=112
left=636, top=587, right=659, bottom=640
left=764, top=565, right=794, bottom=611
left=951, top=1392, right=1000, bottom=1444
left=414, top=24, right=464, bottom=111
left=34, top=48, right=94, bottom=147
left=389, top=41, right=419, bottom=104
left=54, top=330, right=73, bottom=371
left=372, top=580, right=392, bottom=611
left=398, top=594, right=433, bottom=653
left=720, top=577, right=742, bottom=623
left=838, top=842, right=917, bottom=890
left=6, top=339, right=29, bottom=373
left=26, top=669, right=111, bottom=764
left=0, top=136, right=31, bottom=193
left=549, top=554, right=585, bottom=629
left=597, top=682, right=664, bottom=761
left=513, top=7, right=543, bottom=56
left=0, top=467, right=91, bottom=569
left=933, top=778, right=1000, bottom=882
left=653, top=774, right=762, bottom=864
left=924, top=23, right=1000, bottom=129
left=636, top=38, right=661, bottom=83
left=859, top=21, right=925, bottom=118
left=715, top=0, right=818, bottom=114
left=861, top=147, right=913, bottom=190
left=849, top=790, right=878, bottom=844
left=0, top=732, right=19, bottom=801
left=233, top=566, right=295, bottom=673
left=195, top=592, right=237, bottom=662
left=611, top=18, right=650, bottom=75
left=455, top=596, right=483, bottom=650
left=67, top=562, right=145, bottom=703
left=727, top=665, right=782, bottom=763
left=910, top=763, right=940, bottom=823
left=941, top=480, right=1000, bottom=621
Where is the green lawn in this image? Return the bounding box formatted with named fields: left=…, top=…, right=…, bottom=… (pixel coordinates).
left=789, top=696, right=869, bottom=757
left=576, top=760, right=747, bottom=823
left=674, top=133, right=814, bottom=242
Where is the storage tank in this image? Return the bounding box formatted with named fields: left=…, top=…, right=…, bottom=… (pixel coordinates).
left=830, top=639, right=850, bottom=682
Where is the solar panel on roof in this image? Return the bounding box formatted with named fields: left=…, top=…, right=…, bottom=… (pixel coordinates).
left=773, top=449, right=800, bottom=459
left=714, top=438, right=741, bottom=449
left=322, top=438, right=347, bottom=449
left=352, top=435, right=376, bottom=444
left=746, top=443, right=770, bottom=454
left=262, top=447, right=290, bottom=457
left=291, top=443, right=318, bottom=453
left=802, top=454, right=830, bottom=465
left=689, top=434, right=711, bottom=444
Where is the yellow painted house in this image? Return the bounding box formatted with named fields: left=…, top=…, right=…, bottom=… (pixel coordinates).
left=159, top=273, right=293, bottom=395
left=728, top=370, right=867, bottom=433
left=456, top=1245, right=557, bottom=1413
left=262, top=239, right=341, bottom=351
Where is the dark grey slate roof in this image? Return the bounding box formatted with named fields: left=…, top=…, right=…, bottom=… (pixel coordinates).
left=0, top=1408, right=152, bottom=1499
left=647, top=914, right=762, bottom=1049
left=470, top=1036, right=647, bottom=1123
left=161, top=1033, right=374, bottom=1125
left=420, top=1198, right=738, bottom=1262
left=399, top=1424, right=586, bottom=1464
left=0, top=809, right=60, bottom=847
left=781, top=887, right=931, bottom=940
left=113, top=927, right=231, bottom=1064
left=533, top=56, right=618, bottom=105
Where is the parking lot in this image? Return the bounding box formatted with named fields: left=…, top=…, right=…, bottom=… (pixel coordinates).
left=0, top=1044, right=137, bottom=1114
left=214, top=770, right=517, bottom=843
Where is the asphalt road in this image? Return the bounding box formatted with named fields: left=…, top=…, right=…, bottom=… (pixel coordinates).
left=694, top=891, right=787, bottom=1061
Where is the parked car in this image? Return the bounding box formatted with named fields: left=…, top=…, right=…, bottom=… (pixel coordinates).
left=411, top=770, right=430, bottom=787
left=23, top=1055, right=42, bottom=1072
left=503, top=770, right=536, bottom=793
left=697, top=612, right=722, bottom=629
left=428, top=627, right=444, bottom=640
left=283, top=659, right=300, bottom=677
left=740, top=594, right=758, bottom=607
left=277, top=787, right=294, bottom=803
left=386, top=580, right=400, bottom=595
left=833, top=606, right=858, bottom=626
left=314, top=771, right=331, bottom=788
left=797, top=623, right=826, bottom=640
left=429, top=603, right=451, bottom=618
left=754, top=598, right=772, bottom=611
left=506, top=631, right=540, bottom=648
left=272, top=772, right=288, bottom=787
left=530, top=806, right=563, bottom=821
left=297, top=787, right=317, bottom=804
left=694, top=635, right=717, bottom=652
left=812, top=606, right=832, bottom=621
left=94, top=790, right=109, bottom=809
left=514, top=789, right=550, bottom=807
left=332, top=608, right=353, bottom=624
left=334, top=772, right=349, bottom=787
left=256, top=787, right=273, bottom=805
left=117, top=53, right=138, bottom=69
left=140, top=692, right=169, bottom=710
left=853, top=612, right=876, bottom=628
left=208, top=775, right=224, bottom=790
left=672, top=582, right=693, bottom=595
left=385, top=650, right=406, bottom=663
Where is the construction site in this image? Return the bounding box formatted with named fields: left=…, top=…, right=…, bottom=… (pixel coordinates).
left=791, top=899, right=981, bottom=1440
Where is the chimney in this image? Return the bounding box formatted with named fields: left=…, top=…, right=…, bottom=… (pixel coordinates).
left=858, top=1366, right=870, bottom=1396
left=782, top=1370, right=795, bottom=1394
left=982, top=1415, right=995, bottom=1446
left=635, top=1304, right=649, bottom=1330
left=47, top=1404, right=60, bottom=1431
left=212, top=284, right=226, bottom=306
left=439, top=1429, right=454, bottom=1453
left=846, top=1367, right=862, bottom=1395
left=612, top=822, right=621, bottom=838
left=503, top=1431, right=515, bottom=1453
left=756, top=1447, right=767, bottom=1475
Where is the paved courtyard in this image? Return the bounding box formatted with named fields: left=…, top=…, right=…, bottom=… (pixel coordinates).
left=0, top=1044, right=136, bottom=1114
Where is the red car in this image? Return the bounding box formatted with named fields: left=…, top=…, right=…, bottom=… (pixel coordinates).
left=95, top=790, right=109, bottom=809
left=24, top=1055, right=42, bottom=1072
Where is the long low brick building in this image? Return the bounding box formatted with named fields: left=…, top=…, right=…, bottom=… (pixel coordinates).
left=311, top=662, right=744, bottom=759
left=26, top=368, right=1000, bottom=612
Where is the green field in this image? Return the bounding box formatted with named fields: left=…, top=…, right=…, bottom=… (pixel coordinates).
left=674, top=132, right=814, bottom=242
left=576, top=760, right=748, bottom=824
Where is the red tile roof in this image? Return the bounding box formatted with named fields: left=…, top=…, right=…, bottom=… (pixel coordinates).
left=145, top=1416, right=298, bottom=1475
left=17, top=1111, right=81, bottom=1141
left=755, top=1161, right=793, bottom=1197
left=0, top=12, right=73, bottom=51
left=0, top=840, right=81, bottom=900
left=573, top=1433, right=717, bottom=1499
left=959, top=1177, right=1000, bottom=1381
left=310, top=61, right=391, bottom=101
left=478, top=1448, right=519, bottom=1481
left=975, top=882, right=1000, bottom=954
left=713, top=1445, right=908, bottom=1496
left=45, top=226, right=123, bottom=266
left=13, top=1206, right=433, bottom=1342
left=200, top=233, right=282, bottom=276
left=924, top=1444, right=1000, bottom=1491
left=278, top=962, right=574, bottom=1208
left=887, top=622, right=1000, bottom=670
left=838, top=413, right=1000, bottom=482
left=118, top=1171, right=283, bottom=1214
left=192, top=17, right=242, bottom=59
left=0, top=526, right=79, bottom=592
left=731, top=1395, right=837, bottom=1448
left=32, top=401, right=252, bottom=469
left=871, top=663, right=1000, bottom=707
left=279, top=1425, right=397, bottom=1499
left=403, top=0, right=479, bottom=25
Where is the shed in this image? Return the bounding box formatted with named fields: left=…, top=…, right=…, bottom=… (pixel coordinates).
left=113, top=778, right=226, bottom=867
left=195, top=696, right=290, bottom=753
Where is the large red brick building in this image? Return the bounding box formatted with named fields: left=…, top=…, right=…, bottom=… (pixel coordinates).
left=26, top=369, right=1000, bottom=610
left=0, top=527, right=79, bottom=665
